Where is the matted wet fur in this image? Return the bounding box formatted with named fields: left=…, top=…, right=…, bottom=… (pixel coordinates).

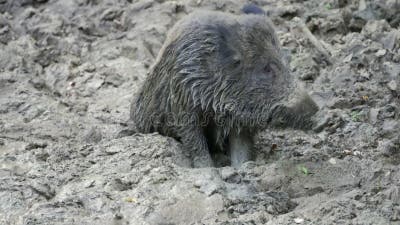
left=131, top=5, right=318, bottom=168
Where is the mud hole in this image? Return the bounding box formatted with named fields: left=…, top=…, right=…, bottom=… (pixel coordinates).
left=0, top=0, right=400, bottom=224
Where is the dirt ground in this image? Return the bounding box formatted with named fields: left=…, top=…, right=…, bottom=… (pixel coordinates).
left=0, top=0, right=399, bottom=224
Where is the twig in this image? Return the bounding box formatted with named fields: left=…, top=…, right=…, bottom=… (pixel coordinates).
left=293, top=17, right=334, bottom=65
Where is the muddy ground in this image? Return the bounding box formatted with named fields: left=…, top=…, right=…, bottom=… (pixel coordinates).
left=0, top=0, right=400, bottom=224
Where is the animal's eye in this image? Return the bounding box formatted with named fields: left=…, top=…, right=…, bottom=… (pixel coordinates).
left=263, top=63, right=278, bottom=78
left=233, top=59, right=241, bottom=67
left=232, top=55, right=241, bottom=68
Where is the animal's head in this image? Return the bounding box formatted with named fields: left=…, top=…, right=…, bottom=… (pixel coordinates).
left=207, top=7, right=294, bottom=127
left=170, top=6, right=296, bottom=128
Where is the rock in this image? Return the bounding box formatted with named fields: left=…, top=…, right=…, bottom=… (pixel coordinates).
left=379, top=30, right=400, bottom=50
left=391, top=206, right=400, bottom=221
left=276, top=5, right=302, bottom=20
left=220, top=167, right=240, bottom=183
left=349, top=4, right=376, bottom=31
left=377, top=139, right=397, bottom=156
left=86, top=77, right=104, bottom=92
left=25, top=142, right=48, bottom=150
left=313, top=110, right=344, bottom=133
left=383, top=62, right=400, bottom=81
left=104, top=73, right=124, bottom=87
left=378, top=104, right=397, bottom=120
left=291, top=53, right=319, bottom=81
left=129, top=0, right=154, bottom=12
left=29, top=182, right=55, bottom=200
left=83, top=127, right=103, bottom=143
left=307, top=13, right=347, bottom=36
left=385, top=185, right=400, bottom=204
left=361, top=20, right=391, bottom=40
left=387, top=80, right=397, bottom=91
left=294, top=217, right=304, bottom=224
left=375, top=49, right=386, bottom=57
left=381, top=120, right=400, bottom=137
left=105, top=145, right=121, bottom=155
left=368, top=108, right=379, bottom=124
left=101, top=8, right=123, bottom=21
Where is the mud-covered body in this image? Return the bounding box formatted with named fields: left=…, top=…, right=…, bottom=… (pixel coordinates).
left=131, top=9, right=318, bottom=167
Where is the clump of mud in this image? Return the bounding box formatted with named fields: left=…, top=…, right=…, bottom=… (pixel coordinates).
left=0, top=0, right=399, bottom=224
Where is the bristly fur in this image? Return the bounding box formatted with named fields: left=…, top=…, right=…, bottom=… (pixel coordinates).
left=130, top=10, right=318, bottom=167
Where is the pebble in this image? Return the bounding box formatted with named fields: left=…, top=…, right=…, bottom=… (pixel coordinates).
left=368, top=108, right=379, bottom=124
left=375, top=49, right=386, bottom=57
left=343, top=149, right=352, bottom=155
left=387, top=80, right=397, bottom=91
left=105, top=145, right=121, bottom=154
left=294, top=217, right=304, bottom=224
left=377, top=139, right=397, bottom=156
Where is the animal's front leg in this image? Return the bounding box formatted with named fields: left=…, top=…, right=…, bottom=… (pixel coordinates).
left=179, top=126, right=213, bottom=168
left=229, top=131, right=254, bottom=168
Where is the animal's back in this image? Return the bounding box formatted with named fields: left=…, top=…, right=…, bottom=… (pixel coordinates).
left=131, top=11, right=239, bottom=136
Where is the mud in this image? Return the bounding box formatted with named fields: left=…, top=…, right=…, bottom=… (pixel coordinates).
left=0, top=0, right=399, bottom=224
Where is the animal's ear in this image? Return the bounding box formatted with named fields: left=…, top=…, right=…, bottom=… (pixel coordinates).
left=216, top=25, right=241, bottom=55
left=242, top=4, right=266, bottom=15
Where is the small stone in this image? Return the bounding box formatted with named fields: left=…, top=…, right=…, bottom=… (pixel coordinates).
left=199, top=182, right=220, bottom=196
left=375, top=49, right=386, bottom=57
left=343, top=149, right=352, bottom=155
left=101, top=8, right=123, bottom=21
left=125, top=197, right=137, bottom=203
left=369, top=108, right=379, bottom=124
left=353, top=151, right=361, bottom=156
left=294, top=217, right=304, bottom=224
left=387, top=80, right=397, bottom=91
left=361, top=20, right=390, bottom=40
left=266, top=205, right=275, bottom=214
left=391, top=206, right=400, bottom=221
left=83, top=63, right=96, bottom=72
left=220, top=167, right=239, bottom=183
left=385, top=186, right=400, bottom=204
left=343, top=54, right=353, bottom=63
left=382, top=120, right=399, bottom=135
left=30, top=182, right=55, bottom=200
left=114, top=213, right=123, bottom=220
left=84, top=180, right=95, bottom=188
left=380, top=30, right=400, bottom=50
left=360, top=69, right=370, bottom=79
left=358, top=0, right=366, bottom=10
left=25, top=142, right=48, bottom=150
left=83, top=127, right=102, bottom=143
left=105, top=145, right=121, bottom=154
left=377, top=139, right=397, bottom=156
left=104, top=73, right=124, bottom=87
left=86, top=77, right=104, bottom=90
left=328, top=158, right=337, bottom=165
left=193, top=180, right=202, bottom=188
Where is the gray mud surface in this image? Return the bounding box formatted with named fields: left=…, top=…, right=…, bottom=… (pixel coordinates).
left=1, top=0, right=400, bottom=224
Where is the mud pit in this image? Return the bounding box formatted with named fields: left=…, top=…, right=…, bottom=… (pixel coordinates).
left=0, top=0, right=400, bottom=224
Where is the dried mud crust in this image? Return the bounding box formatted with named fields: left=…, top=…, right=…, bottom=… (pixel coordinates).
left=0, top=0, right=399, bottom=224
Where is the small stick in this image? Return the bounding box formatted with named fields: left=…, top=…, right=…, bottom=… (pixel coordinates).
left=292, top=17, right=333, bottom=65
